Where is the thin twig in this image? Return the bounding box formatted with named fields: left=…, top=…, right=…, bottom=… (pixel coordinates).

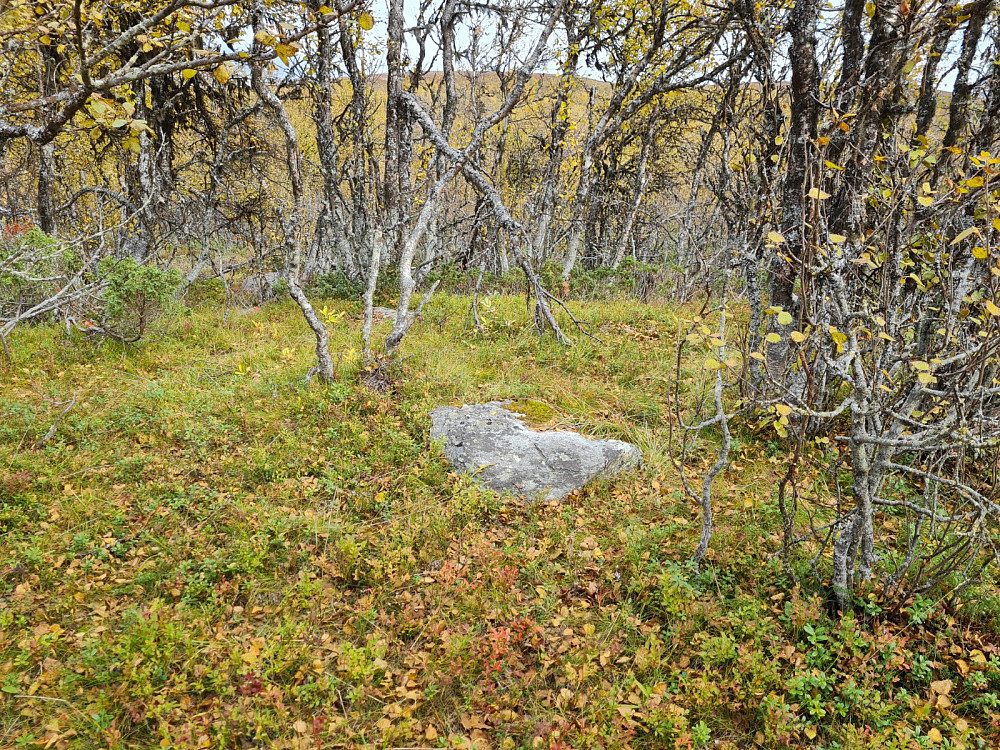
left=33, top=392, right=77, bottom=450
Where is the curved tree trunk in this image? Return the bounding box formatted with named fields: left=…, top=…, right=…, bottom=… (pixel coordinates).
left=251, top=10, right=334, bottom=382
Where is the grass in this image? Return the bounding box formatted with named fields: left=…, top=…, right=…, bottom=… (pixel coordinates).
left=1, top=290, right=999, bottom=749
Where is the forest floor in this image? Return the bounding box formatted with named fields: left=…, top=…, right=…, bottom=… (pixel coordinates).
left=2, top=291, right=999, bottom=750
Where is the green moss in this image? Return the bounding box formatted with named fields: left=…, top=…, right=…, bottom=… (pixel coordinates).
left=500, top=397, right=559, bottom=428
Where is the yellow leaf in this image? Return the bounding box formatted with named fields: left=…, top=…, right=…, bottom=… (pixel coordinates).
left=776, top=404, right=792, bottom=417
left=182, top=68, right=197, bottom=80
left=985, top=299, right=1000, bottom=316
left=777, top=311, right=793, bottom=325
left=965, top=175, right=984, bottom=188
left=928, top=727, right=943, bottom=743
left=765, top=332, right=781, bottom=343
left=973, top=246, right=988, bottom=259
left=790, top=330, right=806, bottom=343
left=275, top=42, right=297, bottom=64
left=807, top=187, right=831, bottom=200
left=829, top=233, right=846, bottom=243
left=293, top=720, right=309, bottom=734
left=359, top=11, right=375, bottom=30
left=318, top=4, right=333, bottom=13
left=918, top=372, right=935, bottom=385
left=804, top=726, right=817, bottom=739
left=950, top=226, right=979, bottom=245
left=768, top=230, right=786, bottom=244
left=917, top=196, right=934, bottom=207
left=213, top=64, right=230, bottom=84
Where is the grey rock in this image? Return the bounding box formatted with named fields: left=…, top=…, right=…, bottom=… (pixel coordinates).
left=430, top=402, right=641, bottom=501
left=371, top=306, right=414, bottom=322
left=239, top=272, right=282, bottom=302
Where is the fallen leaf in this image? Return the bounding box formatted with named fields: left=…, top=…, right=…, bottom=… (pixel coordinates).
left=930, top=679, right=952, bottom=696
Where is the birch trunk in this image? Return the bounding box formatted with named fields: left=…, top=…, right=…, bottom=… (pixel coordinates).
left=251, top=18, right=334, bottom=382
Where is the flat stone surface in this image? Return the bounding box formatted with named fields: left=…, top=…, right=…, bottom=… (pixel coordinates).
left=429, top=402, right=641, bottom=501
left=239, top=272, right=282, bottom=302
left=369, top=307, right=415, bottom=323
